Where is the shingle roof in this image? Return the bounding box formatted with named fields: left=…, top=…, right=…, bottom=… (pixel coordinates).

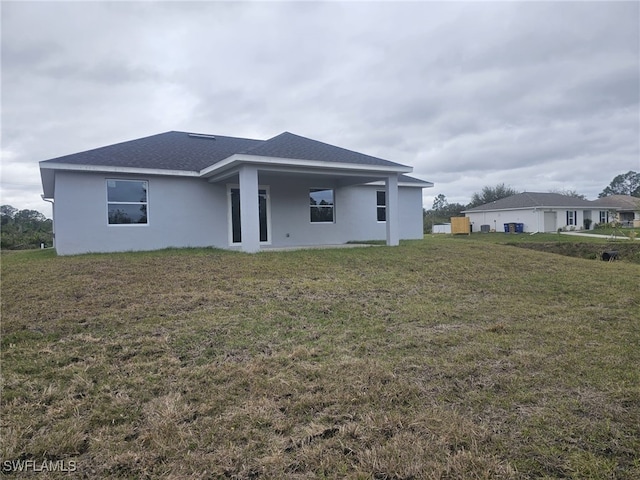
left=464, top=192, right=596, bottom=212
left=242, top=132, right=404, bottom=167
left=398, top=174, right=433, bottom=185
left=40, top=130, right=408, bottom=171
left=40, top=131, right=263, bottom=172
left=591, top=195, right=640, bottom=210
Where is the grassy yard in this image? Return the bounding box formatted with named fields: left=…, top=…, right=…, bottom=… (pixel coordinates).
left=588, top=227, right=640, bottom=238
left=1, top=239, right=639, bottom=479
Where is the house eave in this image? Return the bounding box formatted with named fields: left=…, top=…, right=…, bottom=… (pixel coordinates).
left=199, top=154, right=412, bottom=178
left=39, top=162, right=200, bottom=177
left=463, top=206, right=534, bottom=214
left=365, top=179, right=434, bottom=188
left=463, top=205, right=610, bottom=214
left=39, top=155, right=416, bottom=198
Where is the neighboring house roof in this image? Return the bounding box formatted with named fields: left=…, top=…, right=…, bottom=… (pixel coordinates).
left=463, top=192, right=595, bottom=212
left=39, top=130, right=407, bottom=172
left=591, top=195, right=640, bottom=211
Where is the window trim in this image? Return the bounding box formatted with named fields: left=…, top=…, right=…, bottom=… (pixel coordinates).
left=106, top=179, right=149, bottom=226
left=376, top=190, right=386, bottom=223
left=309, top=188, right=335, bottom=224
left=566, top=210, right=577, bottom=226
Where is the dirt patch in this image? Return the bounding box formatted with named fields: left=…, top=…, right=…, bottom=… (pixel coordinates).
left=508, top=241, right=640, bottom=264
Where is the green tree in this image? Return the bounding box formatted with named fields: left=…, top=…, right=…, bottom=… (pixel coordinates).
left=423, top=195, right=466, bottom=233
left=467, top=184, right=519, bottom=208
left=549, top=189, right=586, bottom=200
left=0, top=205, right=52, bottom=250
left=432, top=194, right=448, bottom=212
left=598, top=171, right=640, bottom=197
left=1, top=205, right=18, bottom=227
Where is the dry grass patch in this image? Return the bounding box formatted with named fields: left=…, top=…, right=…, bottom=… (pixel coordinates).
left=2, top=241, right=639, bottom=478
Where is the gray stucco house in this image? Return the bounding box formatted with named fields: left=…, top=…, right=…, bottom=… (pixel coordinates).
left=39, top=131, right=433, bottom=255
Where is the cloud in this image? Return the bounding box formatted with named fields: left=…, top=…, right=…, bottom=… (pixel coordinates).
left=1, top=0, right=638, bottom=217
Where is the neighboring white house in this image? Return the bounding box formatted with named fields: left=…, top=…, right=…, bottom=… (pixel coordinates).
left=462, top=192, right=616, bottom=233
left=39, top=131, right=433, bottom=255
left=432, top=223, right=452, bottom=234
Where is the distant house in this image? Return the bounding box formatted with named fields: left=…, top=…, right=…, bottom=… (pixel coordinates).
left=462, top=192, right=602, bottom=233
left=432, top=223, right=452, bottom=234
left=591, top=195, right=640, bottom=227
left=39, top=131, right=433, bottom=255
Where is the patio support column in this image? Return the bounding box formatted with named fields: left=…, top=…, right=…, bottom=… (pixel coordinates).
left=239, top=165, right=260, bottom=253
left=385, top=173, right=399, bottom=246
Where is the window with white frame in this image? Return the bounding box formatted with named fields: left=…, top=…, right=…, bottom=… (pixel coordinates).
left=310, top=189, right=334, bottom=223
left=107, top=179, right=148, bottom=224
left=566, top=210, right=577, bottom=226
left=376, top=190, right=386, bottom=222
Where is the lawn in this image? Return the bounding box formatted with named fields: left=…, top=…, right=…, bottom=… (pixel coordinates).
left=586, top=227, right=640, bottom=238
left=433, top=232, right=640, bottom=264
left=1, top=239, right=639, bottom=479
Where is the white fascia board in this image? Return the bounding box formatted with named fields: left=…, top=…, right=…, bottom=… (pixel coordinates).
left=39, top=162, right=200, bottom=177
left=207, top=165, right=412, bottom=184
left=199, top=154, right=412, bottom=177
left=462, top=206, right=536, bottom=214
left=535, top=206, right=601, bottom=210
left=365, top=180, right=434, bottom=188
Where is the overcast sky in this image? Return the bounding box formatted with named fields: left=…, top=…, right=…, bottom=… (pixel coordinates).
left=2, top=0, right=639, bottom=218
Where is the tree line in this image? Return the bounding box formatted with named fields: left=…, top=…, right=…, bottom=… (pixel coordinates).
left=424, top=170, right=639, bottom=233
left=1, top=205, right=53, bottom=250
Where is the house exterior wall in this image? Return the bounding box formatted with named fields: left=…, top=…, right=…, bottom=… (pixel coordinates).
left=262, top=176, right=343, bottom=247
left=53, top=171, right=228, bottom=255
left=257, top=176, right=423, bottom=247
left=340, top=184, right=424, bottom=241
left=465, top=209, right=538, bottom=233
left=52, top=171, right=425, bottom=255
left=465, top=208, right=597, bottom=233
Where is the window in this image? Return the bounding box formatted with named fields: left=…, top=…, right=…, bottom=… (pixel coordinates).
left=107, top=179, right=148, bottom=224
left=376, top=190, right=386, bottom=222
left=566, top=210, right=577, bottom=226
left=599, top=211, right=609, bottom=224
left=310, top=189, right=334, bottom=223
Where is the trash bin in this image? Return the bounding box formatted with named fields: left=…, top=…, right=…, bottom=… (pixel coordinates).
left=515, top=223, right=524, bottom=233
left=504, top=222, right=517, bottom=233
